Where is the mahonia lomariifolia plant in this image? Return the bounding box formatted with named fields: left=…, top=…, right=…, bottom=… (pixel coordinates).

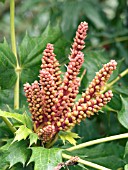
left=24, top=22, right=117, bottom=144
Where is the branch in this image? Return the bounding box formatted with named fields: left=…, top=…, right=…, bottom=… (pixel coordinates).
left=0, top=116, right=16, bottom=133
left=66, top=133, right=128, bottom=152
left=103, top=68, right=128, bottom=92
left=62, top=153, right=111, bottom=170
left=86, top=36, right=128, bottom=51
left=10, top=0, right=20, bottom=109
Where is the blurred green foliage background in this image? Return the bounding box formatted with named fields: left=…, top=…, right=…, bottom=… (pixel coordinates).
left=0, top=0, right=128, bottom=54
left=0, top=0, right=128, bottom=169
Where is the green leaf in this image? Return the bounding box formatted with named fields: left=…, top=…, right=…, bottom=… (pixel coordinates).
left=0, top=110, right=32, bottom=128
left=0, top=42, right=17, bottom=89
left=80, top=50, right=109, bottom=92
left=23, top=112, right=33, bottom=129
left=10, top=163, right=33, bottom=170
left=1, top=139, right=31, bottom=168
left=82, top=1, right=106, bottom=29
left=28, top=147, right=62, bottom=170
left=112, top=85, right=128, bottom=96
left=68, top=142, right=125, bottom=169
left=59, top=131, right=80, bottom=145
left=13, top=125, right=32, bottom=143
left=61, top=1, right=106, bottom=39
left=29, top=133, right=38, bottom=146
left=117, top=96, right=128, bottom=129
left=0, top=121, right=13, bottom=139
left=54, top=36, right=69, bottom=64
left=0, top=89, right=13, bottom=110
left=0, top=110, right=26, bottom=124
left=108, top=58, right=124, bottom=82
left=108, top=92, right=122, bottom=111
left=124, top=141, right=128, bottom=158
left=74, top=118, right=101, bottom=142
left=0, top=150, right=9, bottom=169
left=125, top=164, right=128, bottom=170
left=19, top=23, right=62, bottom=84
left=61, top=1, right=81, bottom=39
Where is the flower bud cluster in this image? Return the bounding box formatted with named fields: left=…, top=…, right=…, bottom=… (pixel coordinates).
left=70, top=21, right=88, bottom=59
left=73, top=90, right=113, bottom=124
left=41, top=43, right=62, bottom=91
left=51, top=52, right=84, bottom=123
left=24, top=81, right=44, bottom=126
left=38, top=125, right=56, bottom=143
left=24, top=21, right=117, bottom=143
left=82, top=60, right=117, bottom=102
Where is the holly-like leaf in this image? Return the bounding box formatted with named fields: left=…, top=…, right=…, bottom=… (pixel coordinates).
left=0, top=150, right=9, bottom=169
left=13, top=125, right=32, bottom=143
left=0, top=110, right=26, bottom=124
left=80, top=50, right=109, bottom=92
left=29, top=133, right=38, bottom=146
left=28, top=147, right=62, bottom=170
left=1, top=139, right=31, bottom=168
left=23, top=112, right=33, bottom=129
left=68, top=142, right=125, bottom=169
left=0, top=42, right=17, bottom=89
left=19, top=23, right=62, bottom=84
left=117, top=96, right=128, bottom=129
left=59, top=131, right=80, bottom=145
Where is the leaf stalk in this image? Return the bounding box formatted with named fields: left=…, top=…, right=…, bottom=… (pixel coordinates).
left=62, top=153, right=111, bottom=170
left=0, top=116, right=16, bottom=133
left=107, top=68, right=128, bottom=88
left=86, top=36, right=128, bottom=51
left=10, top=0, right=20, bottom=109
left=45, top=135, right=58, bottom=148
left=66, top=133, right=128, bottom=152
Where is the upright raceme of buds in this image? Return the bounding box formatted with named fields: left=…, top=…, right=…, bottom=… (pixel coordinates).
left=24, top=21, right=117, bottom=143
left=70, top=21, right=88, bottom=59
left=41, top=43, right=62, bottom=91
left=81, top=60, right=117, bottom=102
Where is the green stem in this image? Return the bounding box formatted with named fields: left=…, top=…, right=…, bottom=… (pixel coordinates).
left=45, top=134, right=58, bottom=148
left=62, top=153, right=111, bottom=170
left=14, top=71, right=20, bottom=109
left=1, top=116, right=16, bottom=133
left=66, top=133, right=128, bottom=152
left=10, top=0, right=20, bottom=109
left=103, top=68, right=128, bottom=93
left=10, top=0, right=17, bottom=58
left=86, top=36, right=128, bottom=51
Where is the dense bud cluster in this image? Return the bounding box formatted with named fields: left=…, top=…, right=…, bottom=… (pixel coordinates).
left=38, top=125, right=56, bottom=143
left=24, top=21, right=117, bottom=143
